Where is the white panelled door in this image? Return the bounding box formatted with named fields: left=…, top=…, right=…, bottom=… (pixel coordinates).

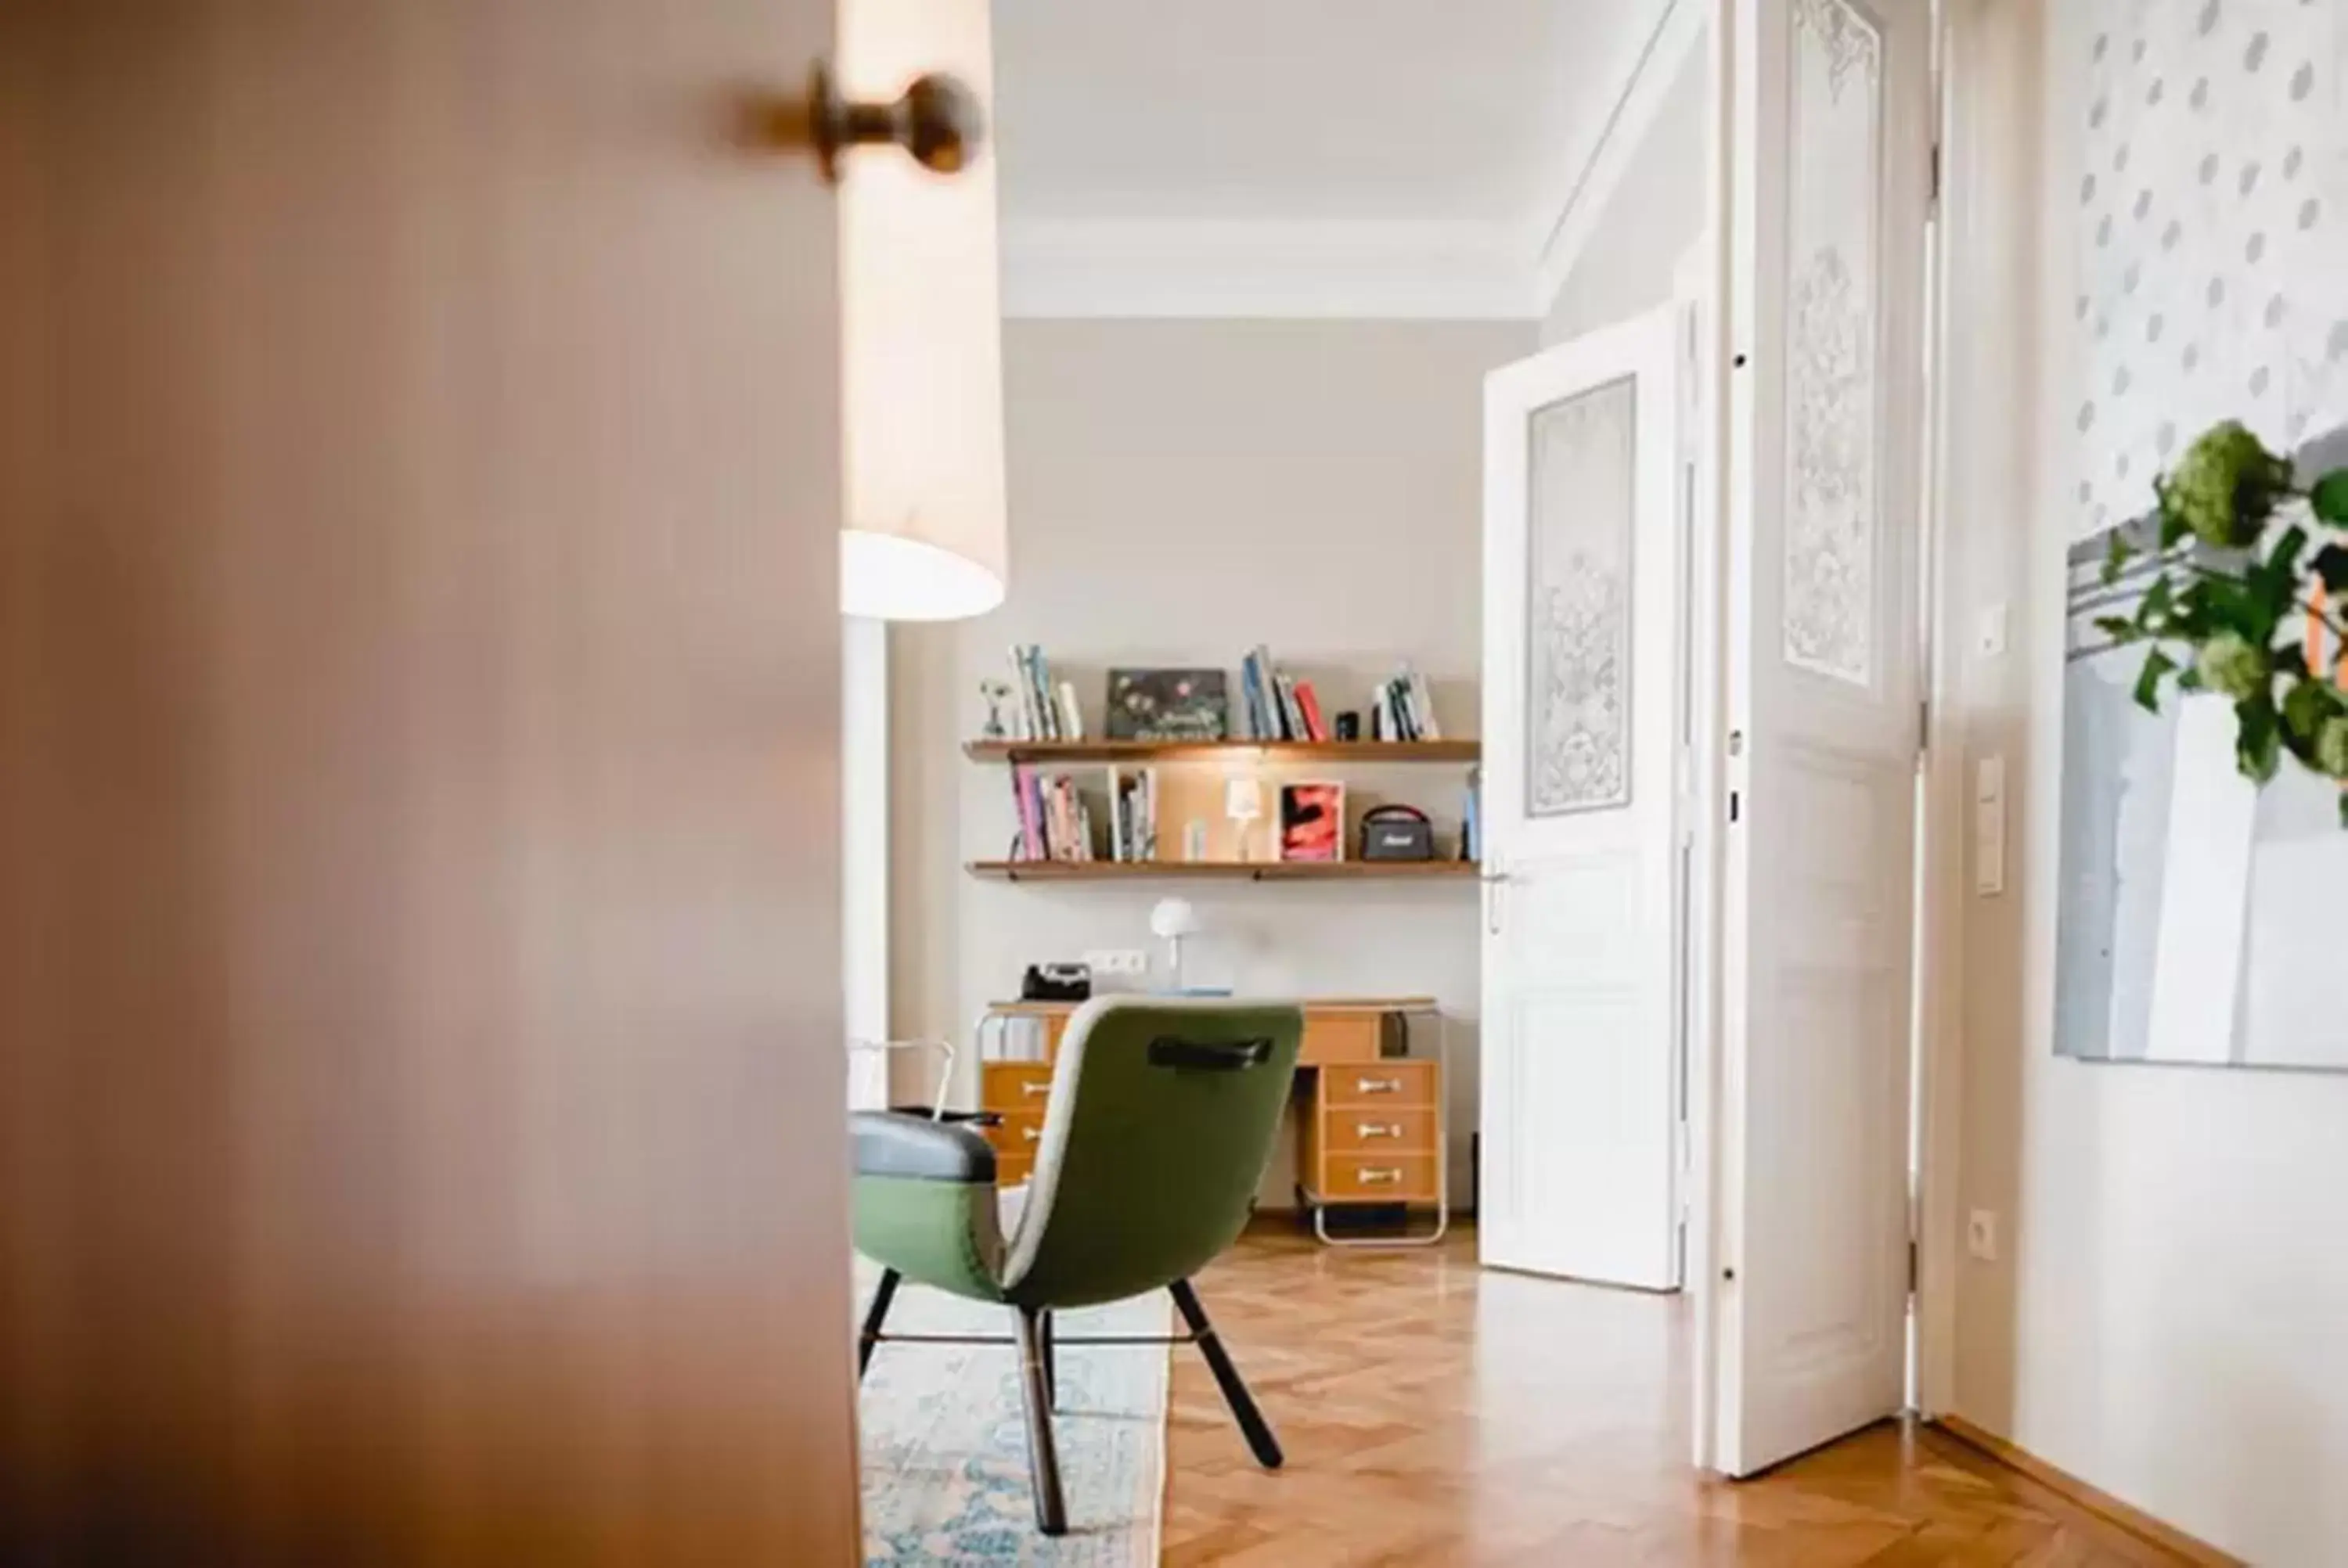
left=1480, top=307, right=1684, bottom=1291
left=1713, top=0, right=1933, bottom=1474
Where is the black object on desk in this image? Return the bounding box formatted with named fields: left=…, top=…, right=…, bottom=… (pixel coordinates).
left=1021, top=963, right=1092, bottom=1002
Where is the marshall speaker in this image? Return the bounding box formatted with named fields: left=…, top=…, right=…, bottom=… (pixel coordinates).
left=1358, top=804, right=1435, bottom=861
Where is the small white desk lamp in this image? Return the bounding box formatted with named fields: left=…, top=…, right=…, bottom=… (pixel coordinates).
left=1150, top=897, right=1200, bottom=991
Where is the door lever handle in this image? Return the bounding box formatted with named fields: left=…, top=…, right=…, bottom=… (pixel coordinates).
left=750, top=61, right=983, bottom=185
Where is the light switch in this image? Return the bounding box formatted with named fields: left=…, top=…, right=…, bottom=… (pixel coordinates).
left=1974, top=755, right=2005, bottom=896
left=1977, top=601, right=2009, bottom=658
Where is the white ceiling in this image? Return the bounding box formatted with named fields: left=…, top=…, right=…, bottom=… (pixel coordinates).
left=985, top=0, right=1694, bottom=316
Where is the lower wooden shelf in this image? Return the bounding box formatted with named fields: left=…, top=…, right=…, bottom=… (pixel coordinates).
left=966, top=859, right=1478, bottom=883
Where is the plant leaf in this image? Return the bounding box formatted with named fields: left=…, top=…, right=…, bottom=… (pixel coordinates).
left=2094, top=615, right=2142, bottom=645
left=2283, top=671, right=2341, bottom=742
left=2314, top=542, right=2348, bottom=593
left=2196, top=573, right=2275, bottom=643
left=2176, top=664, right=2205, bottom=692
left=2337, top=789, right=2348, bottom=830
left=2266, top=522, right=2310, bottom=581
left=2102, top=528, right=2134, bottom=585
left=2236, top=696, right=2282, bottom=784
left=2312, top=470, right=2348, bottom=528
left=2133, top=647, right=2177, bottom=714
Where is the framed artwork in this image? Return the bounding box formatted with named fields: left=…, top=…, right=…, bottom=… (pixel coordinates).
left=1107, top=668, right=1230, bottom=741
left=1277, top=781, right=1345, bottom=863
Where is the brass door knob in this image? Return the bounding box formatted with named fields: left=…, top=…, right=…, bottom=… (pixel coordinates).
left=754, top=61, right=984, bottom=185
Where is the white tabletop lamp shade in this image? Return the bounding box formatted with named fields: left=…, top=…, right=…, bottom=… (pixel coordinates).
left=837, top=0, right=1008, bottom=621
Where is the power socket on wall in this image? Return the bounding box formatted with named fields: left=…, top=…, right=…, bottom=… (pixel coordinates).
left=1082, top=948, right=1150, bottom=980
left=1967, top=1208, right=2000, bottom=1263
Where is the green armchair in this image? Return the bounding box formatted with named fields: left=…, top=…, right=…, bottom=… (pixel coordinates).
left=852, top=998, right=1304, bottom=1536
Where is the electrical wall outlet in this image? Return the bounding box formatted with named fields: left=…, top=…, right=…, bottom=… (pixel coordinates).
left=1082, top=948, right=1150, bottom=979
left=1967, top=1208, right=1999, bottom=1263
left=1977, top=600, right=2009, bottom=657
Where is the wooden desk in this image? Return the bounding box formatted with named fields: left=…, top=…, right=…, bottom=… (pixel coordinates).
left=974, top=998, right=1448, bottom=1246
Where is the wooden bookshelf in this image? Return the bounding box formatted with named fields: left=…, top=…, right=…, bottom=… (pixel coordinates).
left=963, top=739, right=1479, bottom=765
left=967, top=859, right=1480, bottom=883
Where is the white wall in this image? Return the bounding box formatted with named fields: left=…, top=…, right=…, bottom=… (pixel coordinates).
left=891, top=318, right=1530, bottom=1204
left=1540, top=31, right=1709, bottom=346
left=1946, top=2, right=2348, bottom=1560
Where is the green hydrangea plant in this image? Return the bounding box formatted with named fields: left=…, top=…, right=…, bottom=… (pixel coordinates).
left=2101, top=420, right=2348, bottom=820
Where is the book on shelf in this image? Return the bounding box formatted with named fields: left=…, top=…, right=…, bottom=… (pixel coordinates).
left=1007, top=644, right=1077, bottom=742
left=1295, top=680, right=1327, bottom=743
left=1403, top=665, right=1442, bottom=740
left=1237, top=647, right=1269, bottom=739
left=1462, top=765, right=1482, bottom=864
left=1108, top=766, right=1160, bottom=862
left=1012, top=764, right=1045, bottom=860
left=1238, top=646, right=1341, bottom=742
left=1367, top=667, right=1439, bottom=742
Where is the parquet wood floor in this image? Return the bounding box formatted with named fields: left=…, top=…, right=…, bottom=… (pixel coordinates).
left=1162, top=1225, right=2187, bottom=1566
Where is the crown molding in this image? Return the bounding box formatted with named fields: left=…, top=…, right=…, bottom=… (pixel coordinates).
left=1000, top=218, right=1538, bottom=321
left=1525, top=0, right=1708, bottom=317
left=997, top=1, right=1707, bottom=325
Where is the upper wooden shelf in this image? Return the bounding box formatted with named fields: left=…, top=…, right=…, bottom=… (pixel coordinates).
left=963, top=739, right=1480, bottom=765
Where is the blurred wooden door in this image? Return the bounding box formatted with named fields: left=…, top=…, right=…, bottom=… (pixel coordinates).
left=0, top=1, right=856, bottom=1560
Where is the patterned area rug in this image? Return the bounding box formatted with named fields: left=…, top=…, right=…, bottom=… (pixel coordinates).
left=857, top=1266, right=1170, bottom=1566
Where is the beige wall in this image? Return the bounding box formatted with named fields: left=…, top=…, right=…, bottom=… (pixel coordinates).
left=1540, top=31, right=1709, bottom=346
left=891, top=318, right=1530, bottom=1204
left=1946, top=2, right=2348, bottom=1560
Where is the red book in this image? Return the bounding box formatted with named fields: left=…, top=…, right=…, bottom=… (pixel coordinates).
left=1295, top=681, right=1327, bottom=742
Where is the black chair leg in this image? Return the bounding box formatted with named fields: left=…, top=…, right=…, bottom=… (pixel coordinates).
left=858, top=1268, right=900, bottom=1383
left=1169, top=1278, right=1283, bottom=1469
left=1014, top=1307, right=1068, bottom=1535
left=1039, top=1309, right=1059, bottom=1410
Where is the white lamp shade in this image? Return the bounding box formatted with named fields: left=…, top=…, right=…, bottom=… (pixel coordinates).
left=1150, top=897, right=1200, bottom=940
left=837, top=0, right=1008, bottom=622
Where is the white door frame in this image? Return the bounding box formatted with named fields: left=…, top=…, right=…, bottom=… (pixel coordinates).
left=1907, top=0, right=2036, bottom=1430
left=1688, top=0, right=1967, bottom=1468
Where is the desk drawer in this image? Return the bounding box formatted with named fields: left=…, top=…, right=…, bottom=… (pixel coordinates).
left=982, top=1109, right=1046, bottom=1157
left=1301, top=1012, right=1383, bottom=1065
left=1321, top=1106, right=1437, bottom=1154
left=981, top=1064, right=1055, bottom=1112
left=1321, top=1060, right=1439, bottom=1109
left=1314, top=1153, right=1438, bottom=1203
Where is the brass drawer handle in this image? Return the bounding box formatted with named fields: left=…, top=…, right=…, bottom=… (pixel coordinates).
left=1356, top=1121, right=1404, bottom=1139
left=1021, top=1124, right=1041, bottom=1142
left=1354, top=1077, right=1403, bottom=1095
left=1356, top=1167, right=1403, bottom=1185
left=1021, top=1081, right=1051, bottom=1098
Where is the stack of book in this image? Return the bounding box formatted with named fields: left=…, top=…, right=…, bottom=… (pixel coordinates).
left=1109, top=768, right=1158, bottom=862
left=1370, top=667, right=1441, bottom=742
left=1007, top=644, right=1084, bottom=742
left=1237, top=646, right=1333, bottom=742
left=1011, top=766, right=1094, bottom=862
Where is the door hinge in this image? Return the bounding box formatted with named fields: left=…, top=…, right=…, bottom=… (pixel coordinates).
left=1727, top=789, right=1741, bottom=825
left=1918, top=698, right=1932, bottom=758
left=1929, top=142, right=1943, bottom=213
left=1908, top=1238, right=1919, bottom=1293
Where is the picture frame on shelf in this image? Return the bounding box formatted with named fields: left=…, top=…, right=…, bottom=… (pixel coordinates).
left=1105, top=668, right=1230, bottom=742
left=1277, top=781, right=1346, bottom=863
